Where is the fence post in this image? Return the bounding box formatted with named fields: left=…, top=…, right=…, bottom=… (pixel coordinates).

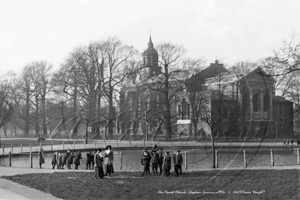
left=215, top=150, right=218, bottom=168
left=271, top=149, right=274, bottom=166
left=243, top=150, right=247, bottom=167
left=30, top=144, right=33, bottom=168
left=11, top=144, right=13, bottom=154
left=62, top=142, right=64, bottom=150
left=297, top=148, right=300, bottom=165
left=8, top=151, right=12, bottom=167
left=40, top=143, right=42, bottom=149
left=74, top=141, right=76, bottom=150
left=117, top=140, right=119, bottom=148
left=21, top=144, right=23, bottom=153
left=120, top=152, right=123, bottom=170
left=2, top=145, right=4, bottom=155
left=185, top=151, right=188, bottom=170
left=84, top=141, right=86, bottom=149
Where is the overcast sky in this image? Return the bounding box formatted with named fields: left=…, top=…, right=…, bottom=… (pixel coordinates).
left=0, top=0, right=299, bottom=75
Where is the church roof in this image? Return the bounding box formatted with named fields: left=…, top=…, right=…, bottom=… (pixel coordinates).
left=239, top=67, right=276, bottom=83
left=143, top=36, right=158, bottom=55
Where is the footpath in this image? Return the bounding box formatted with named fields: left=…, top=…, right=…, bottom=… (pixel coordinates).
left=0, top=165, right=299, bottom=200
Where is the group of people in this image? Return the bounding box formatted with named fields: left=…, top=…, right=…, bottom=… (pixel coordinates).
left=93, top=145, right=114, bottom=179
left=38, top=148, right=83, bottom=170
left=50, top=149, right=83, bottom=170
left=38, top=145, right=114, bottom=179
left=141, top=144, right=183, bottom=177
left=38, top=144, right=183, bottom=178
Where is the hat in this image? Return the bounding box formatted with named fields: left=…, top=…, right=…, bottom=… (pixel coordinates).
left=177, top=150, right=180, bottom=152
left=106, top=145, right=112, bottom=150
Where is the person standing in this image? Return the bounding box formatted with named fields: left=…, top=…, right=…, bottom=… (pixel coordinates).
left=141, top=148, right=151, bottom=175
left=51, top=152, right=58, bottom=169
left=157, top=148, right=164, bottom=175
left=67, top=151, right=74, bottom=169
left=74, top=151, right=82, bottom=170
left=62, top=151, right=69, bottom=170
left=94, top=148, right=104, bottom=179
left=38, top=148, right=45, bottom=169
left=57, top=153, right=63, bottom=169
left=104, top=145, right=114, bottom=177
left=86, top=152, right=93, bottom=170
left=150, top=150, right=158, bottom=175
left=162, top=151, right=171, bottom=177
left=173, top=150, right=183, bottom=177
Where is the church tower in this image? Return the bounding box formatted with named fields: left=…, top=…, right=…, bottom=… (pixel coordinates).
left=143, top=36, right=161, bottom=77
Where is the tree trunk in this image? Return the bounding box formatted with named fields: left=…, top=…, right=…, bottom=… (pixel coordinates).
left=211, top=136, right=216, bottom=168
left=35, top=95, right=39, bottom=136
left=25, top=86, right=30, bottom=137
left=72, top=86, right=78, bottom=137
left=107, top=86, right=114, bottom=139
left=41, top=95, right=47, bottom=136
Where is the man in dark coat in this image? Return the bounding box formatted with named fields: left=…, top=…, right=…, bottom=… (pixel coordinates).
left=51, top=152, right=58, bottom=169
left=141, top=148, right=151, bottom=175
left=157, top=148, right=164, bottom=175
left=67, top=151, right=74, bottom=170
left=74, top=151, right=82, bottom=170
left=173, top=150, right=183, bottom=177
left=162, top=151, right=171, bottom=177
left=86, top=152, right=93, bottom=170
left=62, top=151, right=68, bottom=169
left=94, top=148, right=104, bottom=179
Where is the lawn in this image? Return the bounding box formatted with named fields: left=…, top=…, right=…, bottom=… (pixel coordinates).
left=3, top=169, right=300, bottom=200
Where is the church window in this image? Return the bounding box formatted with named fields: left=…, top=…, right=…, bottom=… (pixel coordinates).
left=181, top=98, right=190, bottom=120
left=278, top=105, right=284, bottom=127
left=263, top=94, right=269, bottom=112
left=253, top=93, right=260, bottom=112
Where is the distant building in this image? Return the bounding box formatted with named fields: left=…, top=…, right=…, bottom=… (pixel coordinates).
left=118, top=37, right=294, bottom=140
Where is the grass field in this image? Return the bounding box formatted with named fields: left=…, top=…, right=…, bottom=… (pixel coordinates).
left=3, top=169, right=300, bottom=200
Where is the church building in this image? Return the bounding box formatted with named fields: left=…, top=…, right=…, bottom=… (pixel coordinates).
left=118, top=37, right=294, bottom=140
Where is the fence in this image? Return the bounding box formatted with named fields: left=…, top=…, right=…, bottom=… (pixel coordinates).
left=1, top=147, right=300, bottom=170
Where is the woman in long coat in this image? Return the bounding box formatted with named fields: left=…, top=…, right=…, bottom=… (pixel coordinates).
left=104, top=145, right=114, bottom=176
left=74, top=151, right=82, bottom=170
left=162, top=151, right=171, bottom=177
left=38, top=148, right=44, bottom=169
left=94, top=148, right=104, bottom=179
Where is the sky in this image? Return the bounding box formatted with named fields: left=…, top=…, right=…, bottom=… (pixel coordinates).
left=0, top=0, right=299, bottom=76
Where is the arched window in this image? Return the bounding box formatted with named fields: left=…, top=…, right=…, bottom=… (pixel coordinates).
left=263, top=94, right=269, bottom=112
left=181, top=98, right=190, bottom=120
left=253, top=93, right=260, bottom=112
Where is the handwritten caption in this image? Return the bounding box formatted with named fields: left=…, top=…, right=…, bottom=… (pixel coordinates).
left=158, top=190, right=266, bottom=195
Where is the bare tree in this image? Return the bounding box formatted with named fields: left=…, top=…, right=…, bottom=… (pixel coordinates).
left=101, top=37, right=137, bottom=138
left=153, top=42, right=186, bottom=140
left=0, top=80, right=14, bottom=136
